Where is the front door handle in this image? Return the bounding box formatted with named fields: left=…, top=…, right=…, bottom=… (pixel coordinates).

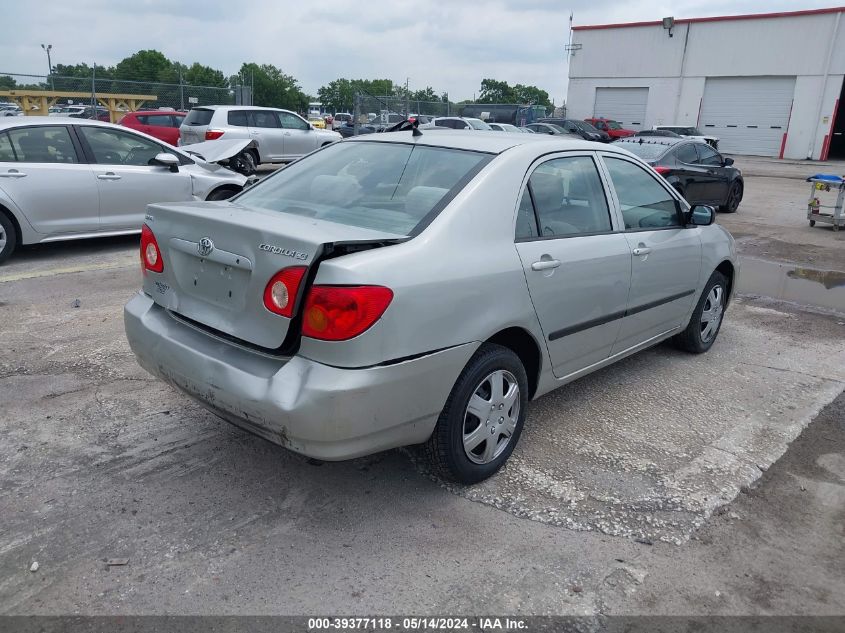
left=97, top=173, right=122, bottom=181
left=531, top=259, right=561, bottom=271
left=0, top=170, right=27, bottom=178
left=632, top=246, right=652, bottom=256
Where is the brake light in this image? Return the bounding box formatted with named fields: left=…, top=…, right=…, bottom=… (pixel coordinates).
left=653, top=166, right=672, bottom=176
left=263, top=267, right=307, bottom=318
left=140, top=224, right=163, bottom=274
left=302, top=286, right=393, bottom=341
left=205, top=129, right=224, bottom=140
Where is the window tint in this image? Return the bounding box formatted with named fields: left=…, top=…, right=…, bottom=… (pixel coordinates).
left=79, top=126, right=169, bottom=166
left=675, top=143, right=699, bottom=164
left=527, top=156, right=612, bottom=237
left=696, top=144, right=723, bottom=166
left=8, top=126, right=78, bottom=163
left=235, top=141, right=488, bottom=237
left=173, top=115, right=185, bottom=127
left=250, top=111, right=280, bottom=128
left=515, top=188, right=538, bottom=239
left=145, top=114, right=173, bottom=127
left=183, top=108, right=213, bottom=126
left=0, top=132, right=16, bottom=162
left=227, top=110, right=249, bottom=126
left=603, top=156, right=681, bottom=230
left=278, top=112, right=308, bottom=130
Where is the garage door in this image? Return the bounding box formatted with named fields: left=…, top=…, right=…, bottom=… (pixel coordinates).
left=699, top=77, right=795, bottom=157
left=593, top=88, right=648, bottom=130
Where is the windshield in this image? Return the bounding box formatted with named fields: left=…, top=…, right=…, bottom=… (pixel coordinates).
left=606, top=120, right=622, bottom=130
left=615, top=141, right=669, bottom=160
left=573, top=120, right=599, bottom=133
left=235, top=141, right=490, bottom=236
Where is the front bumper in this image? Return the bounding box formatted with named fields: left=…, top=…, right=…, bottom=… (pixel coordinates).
left=124, top=292, right=477, bottom=460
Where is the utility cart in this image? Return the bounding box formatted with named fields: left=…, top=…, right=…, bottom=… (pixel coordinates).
left=806, top=174, right=845, bottom=231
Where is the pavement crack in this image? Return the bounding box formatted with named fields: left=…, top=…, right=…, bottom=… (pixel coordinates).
left=738, top=361, right=844, bottom=383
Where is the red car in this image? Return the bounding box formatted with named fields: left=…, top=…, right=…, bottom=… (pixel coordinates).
left=119, top=110, right=186, bottom=146
left=583, top=117, right=636, bottom=139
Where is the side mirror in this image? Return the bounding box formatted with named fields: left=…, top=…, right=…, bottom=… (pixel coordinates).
left=152, top=152, right=179, bottom=172
left=723, top=157, right=734, bottom=166
left=688, top=204, right=716, bottom=226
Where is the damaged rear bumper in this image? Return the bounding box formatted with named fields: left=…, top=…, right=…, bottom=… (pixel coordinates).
left=124, top=292, right=476, bottom=460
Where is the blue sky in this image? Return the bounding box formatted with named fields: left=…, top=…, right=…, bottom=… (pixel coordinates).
left=1, top=0, right=838, bottom=103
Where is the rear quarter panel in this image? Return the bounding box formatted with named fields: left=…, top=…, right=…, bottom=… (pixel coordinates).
left=296, top=146, right=551, bottom=372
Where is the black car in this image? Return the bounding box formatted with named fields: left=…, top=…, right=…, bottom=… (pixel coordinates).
left=537, top=117, right=611, bottom=142
left=523, top=122, right=579, bottom=137
left=615, top=137, right=744, bottom=213
left=634, top=129, right=682, bottom=138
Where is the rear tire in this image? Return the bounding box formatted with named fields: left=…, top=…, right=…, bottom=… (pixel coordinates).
left=720, top=181, right=743, bottom=213
left=424, top=343, right=528, bottom=484
left=673, top=271, right=728, bottom=354
left=0, top=211, right=17, bottom=265
left=229, top=149, right=257, bottom=176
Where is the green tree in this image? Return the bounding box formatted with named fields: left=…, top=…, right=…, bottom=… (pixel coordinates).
left=182, top=62, right=227, bottom=88
left=478, top=78, right=516, bottom=103
left=318, top=78, right=355, bottom=113
left=237, top=63, right=308, bottom=111
left=411, top=86, right=438, bottom=102
left=513, top=84, right=552, bottom=110
left=114, top=49, right=174, bottom=83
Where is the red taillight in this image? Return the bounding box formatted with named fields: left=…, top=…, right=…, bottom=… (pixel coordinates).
left=653, top=166, right=672, bottom=176
left=302, top=286, right=393, bottom=341
left=140, top=224, right=163, bottom=274
left=263, top=267, right=307, bottom=318
left=205, top=129, right=224, bottom=140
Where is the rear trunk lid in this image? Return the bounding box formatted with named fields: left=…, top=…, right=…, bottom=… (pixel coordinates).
left=179, top=107, right=214, bottom=145
left=143, top=201, right=402, bottom=350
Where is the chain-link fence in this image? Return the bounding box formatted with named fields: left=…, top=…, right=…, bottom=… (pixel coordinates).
left=1, top=70, right=245, bottom=121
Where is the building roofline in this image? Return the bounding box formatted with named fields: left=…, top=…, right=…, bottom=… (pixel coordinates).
left=572, top=6, right=845, bottom=31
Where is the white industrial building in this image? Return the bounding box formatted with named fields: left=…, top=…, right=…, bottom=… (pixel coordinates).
left=566, top=7, right=845, bottom=160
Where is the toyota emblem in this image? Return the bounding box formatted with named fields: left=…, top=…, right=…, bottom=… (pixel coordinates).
left=197, top=237, right=214, bottom=257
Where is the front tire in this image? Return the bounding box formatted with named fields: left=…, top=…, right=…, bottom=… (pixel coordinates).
left=424, top=343, right=528, bottom=484
left=0, top=212, right=17, bottom=265
left=673, top=271, right=728, bottom=354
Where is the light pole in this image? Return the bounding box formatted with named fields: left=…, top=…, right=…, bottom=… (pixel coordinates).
left=40, top=44, right=54, bottom=90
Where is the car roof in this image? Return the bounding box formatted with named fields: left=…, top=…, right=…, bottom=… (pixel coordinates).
left=127, top=110, right=186, bottom=116
left=614, top=137, right=710, bottom=151
left=348, top=129, right=621, bottom=154
left=190, top=105, right=292, bottom=112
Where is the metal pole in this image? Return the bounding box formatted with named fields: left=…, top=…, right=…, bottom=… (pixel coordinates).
left=353, top=92, right=360, bottom=136
left=179, top=70, right=184, bottom=111
left=91, top=63, right=96, bottom=113
left=41, top=44, right=54, bottom=90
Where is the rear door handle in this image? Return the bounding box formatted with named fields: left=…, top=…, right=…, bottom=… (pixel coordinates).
left=531, top=259, right=561, bottom=271
left=632, top=247, right=652, bottom=256
left=97, top=173, right=121, bottom=181
left=0, top=170, right=27, bottom=178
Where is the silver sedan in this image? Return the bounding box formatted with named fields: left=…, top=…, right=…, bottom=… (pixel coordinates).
left=125, top=130, right=737, bottom=483
left=0, top=117, right=248, bottom=263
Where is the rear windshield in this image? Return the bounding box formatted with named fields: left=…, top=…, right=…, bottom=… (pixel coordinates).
left=235, top=141, right=490, bottom=236
left=183, top=108, right=213, bottom=126
left=466, top=119, right=492, bottom=130
left=614, top=141, right=669, bottom=160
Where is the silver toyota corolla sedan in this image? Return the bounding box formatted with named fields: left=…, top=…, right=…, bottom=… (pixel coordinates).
left=0, top=117, right=248, bottom=263
left=125, top=129, right=737, bottom=483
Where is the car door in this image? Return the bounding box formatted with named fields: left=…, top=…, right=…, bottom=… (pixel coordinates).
left=514, top=153, right=632, bottom=379
left=77, top=125, right=192, bottom=231
left=248, top=110, right=285, bottom=161
left=695, top=143, right=731, bottom=204
left=672, top=142, right=712, bottom=203
left=0, top=125, right=100, bottom=234
left=599, top=153, right=702, bottom=353
left=277, top=111, right=313, bottom=160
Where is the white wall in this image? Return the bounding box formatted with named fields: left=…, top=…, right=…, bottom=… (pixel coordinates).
left=567, top=10, right=845, bottom=159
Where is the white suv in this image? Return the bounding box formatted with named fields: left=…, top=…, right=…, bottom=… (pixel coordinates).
left=179, top=106, right=341, bottom=172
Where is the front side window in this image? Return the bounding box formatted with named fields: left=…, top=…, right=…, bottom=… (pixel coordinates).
left=236, top=141, right=489, bottom=236
left=524, top=156, right=612, bottom=238
left=603, top=156, right=681, bottom=230
left=79, top=126, right=168, bottom=166
left=7, top=126, right=79, bottom=163
left=696, top=144, right=723, bottom=166
left=278, top=112, right=308, bottom=130
left=606, top=121, right=622, bottom=130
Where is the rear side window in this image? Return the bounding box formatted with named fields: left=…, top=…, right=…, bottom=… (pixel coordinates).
left=183, top=108, right=213, bottom=126
left=227, top=110, right=249, bottom=127
left=603, top=156, right=681, bottom=230
left=675, top=143, right=698, bottom=164
left=524, top=156, right=612, bottom=238
left=0, top=132, right=16, bottom=161
left=8, top=126, right=79, bottom=163
left=235, top=141, right=489, bottom=236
